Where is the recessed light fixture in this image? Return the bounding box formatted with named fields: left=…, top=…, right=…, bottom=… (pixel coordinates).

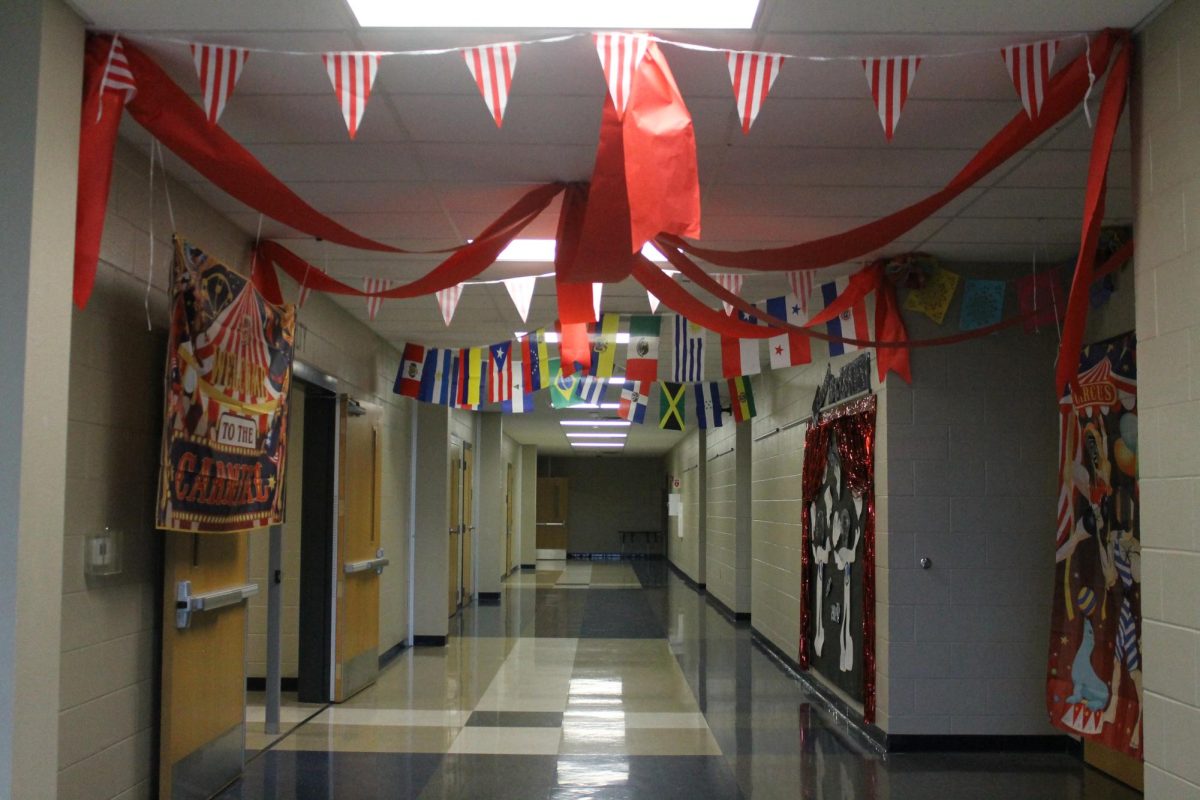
left=538, top=333, right=634, bottom=344
left=570, top=441, right=626, bottom=448
left=565, top=432, right=627, bottom=438
left=494, top=240, right=671, bottom=264
left=559, top=420, right=631, bottom=427
left=347, top=0, right=761, bottom=29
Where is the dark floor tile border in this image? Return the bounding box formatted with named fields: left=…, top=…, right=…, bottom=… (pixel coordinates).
left=664, top=558, right=706, bottom=592
left=567, top=552, right=667, bottom=560
left=378, top=640, right=408, bottom=670
left=477, top=592, right=501, bottom=605
left=886, top=734, right=1082, bottom=755
left=246, top=677, right=299, bottom=692
left=520, top=563, right=536, bottom=571
left=705, top=590, right=751, bottom=624
left=413, top=634, right=447, bottom=647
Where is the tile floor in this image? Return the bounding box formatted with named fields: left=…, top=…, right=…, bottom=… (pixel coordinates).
left=221, top=560, right=1141, bottom=799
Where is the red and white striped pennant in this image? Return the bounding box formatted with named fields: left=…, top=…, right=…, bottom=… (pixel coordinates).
left=190, top=44, right=249, bottom=126
left=1001, top=40, right=1059, bottom=120
left=787, top=269, right=814, bottom=316
left=594, top=33, right=650, bottom=118
left=363, top=277, right=394, bottom=321
left=727, top=51, right=784, bottom=134
left=714, top=273, right=743, bottom=315
left=98, top=35, right=137, bottom=117
left=463, top=43, right=519, bottom=128
left=322, top=52, right=382, bottom=139
left=861, top=56, right=921, bottom=140
left=436, top=283, right=465, bottom=326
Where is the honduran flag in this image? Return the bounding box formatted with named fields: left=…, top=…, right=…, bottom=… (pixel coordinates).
left=419, top=348, right=457, bottom=405
left=522, top=329, right=550, bottom=392
left=765, top=293, right=812, bottom=369
left=818, top=278, right=870, bottom=357
left=395, top=343, right=426, bottom=398
left=487, top=341, right=513, bottom=404
left=618, top=380, right=649, bottom=424
left=694, top=382, right=723, bottom=429
left=501, top=369, right=533, bottom=413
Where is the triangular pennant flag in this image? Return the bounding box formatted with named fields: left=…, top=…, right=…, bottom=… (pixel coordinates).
left=98, top=35, right=137, bottom=119
left=363, top=277, right=395, bottom=321
left=190, top=44, right=249, bottom=126
left=436, top=283, right=465, bottom=326
left=462, top=43, right=519, bottom=128
left=593, top=32, right=650, bottom=118
left=647, top=290, right=660, bottom=313
left=727, top=51, right=784, bottom=134
left=714, top=273, right=744, bottom=315
left=503, top=276, right=537, bottom=323
left=1001, top=40, right=1059, bottom=120
left=592, top=282, right=603, bottom=321
left=861, top=56, right=921, bottom=140
left=787, top=269, right=814, bottom=316
left=297, top=283, right=312, bottom=308
left=322, top=51, right=382, bottom=139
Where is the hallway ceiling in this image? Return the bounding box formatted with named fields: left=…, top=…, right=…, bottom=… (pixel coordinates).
left=69, top=0, right=1155, bottom=455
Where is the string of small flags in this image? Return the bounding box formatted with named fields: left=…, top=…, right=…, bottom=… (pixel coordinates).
left=108, top=31, right=1088, bottom=141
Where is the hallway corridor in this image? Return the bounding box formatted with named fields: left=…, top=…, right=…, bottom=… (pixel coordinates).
left=219, top=562, right=1140, bottom=799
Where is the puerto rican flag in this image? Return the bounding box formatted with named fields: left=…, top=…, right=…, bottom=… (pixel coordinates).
left=487, top=341, right=514, bottom=404
left=765, top=294, right=812, bottom=369
left=818, top=278, right=871, bottom=357
left=395, top=342, right=426, bottom=398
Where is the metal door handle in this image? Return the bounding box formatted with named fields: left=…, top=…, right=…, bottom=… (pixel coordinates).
left=344, top=557, right=390, bottom=574
left=175, top=580, right=259, bottom=629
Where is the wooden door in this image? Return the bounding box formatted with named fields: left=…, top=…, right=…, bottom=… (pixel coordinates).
left=159, top=531, right=251, bottom=799
left=505, top=462, right=515, bottom=573
left=448, top=448, right=461, bottom=616
left=333, top=398, right=383, bottom=701
left=462, top=445, right=474, bottom=602
left=536, top=477, right=569, bottom=552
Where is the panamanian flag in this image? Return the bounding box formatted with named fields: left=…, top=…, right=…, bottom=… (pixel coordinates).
left=765, top=293, right=812, bottom=369
left=818, top=277, right=870, bottom=357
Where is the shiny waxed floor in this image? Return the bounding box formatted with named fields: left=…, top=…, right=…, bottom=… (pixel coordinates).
left=219, top=559, right=1141, bottom=799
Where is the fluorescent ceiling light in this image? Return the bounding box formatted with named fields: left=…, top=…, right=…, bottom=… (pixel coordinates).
left=560, top=419, right=631, bottom=427
left=565, top=432, right=627, bottom=438
left=571, top=442, right=626, bottom=448
left=495, top=239, right=669, bottom=264
left=348, top=0, right=760, bottom=29
left=539, top=333, right=631, bottom=344
left=599, top=403, right=620, bottom=410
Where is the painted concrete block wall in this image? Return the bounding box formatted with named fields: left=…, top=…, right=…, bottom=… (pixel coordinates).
left=414, top=404, right=451, bottom=639
left=1133, top=4, right=1200, bottom=795
left=59, top=137, right=418, bottom=799
left=705, top=423, right=740, bottom=611
left=666, top=430, right=704, bottom=584
left=501, top=433, right=520, bottom=575
left=477, top=413, right=505, bottom=593
left=520, top=445, right=537, bottom=566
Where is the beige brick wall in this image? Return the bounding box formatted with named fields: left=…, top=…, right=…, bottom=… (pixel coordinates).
left=705, top=423, right=739, bottom=611
left=1133, top=4, right=1200, bottom=795
left=666, top=429, right=704, bottom=583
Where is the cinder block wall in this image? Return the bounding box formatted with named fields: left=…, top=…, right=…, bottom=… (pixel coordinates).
left=705, top=423, right=739, bottom=611
left=666, top=430, right=704, bottom=584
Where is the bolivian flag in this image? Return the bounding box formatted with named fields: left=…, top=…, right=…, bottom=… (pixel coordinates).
left=728, top=376, right=757, bottom=423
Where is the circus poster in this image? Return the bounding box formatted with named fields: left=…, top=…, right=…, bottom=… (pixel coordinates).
left=156, top=237, right=296, bottom=534
left=1046, top=331, right=1141, bottom=759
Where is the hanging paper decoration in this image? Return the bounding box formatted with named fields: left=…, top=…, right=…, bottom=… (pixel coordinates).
left=503, top=275, right=537, bottom=322
left=1016, top=268, right=1065, bottom=333
left=435, top=283, right=464, bottom=326
left=714, top=273, right=743, bottom=315
left=727, top=50, right=784, bottom=134
left=861, top=56, right=921, bottom=140
left=903, top=266, right=960, bottom=325
left=618, top=380, right=650, bottom=424
left=694, top=382, right=724, bottom=429
left=728, top=376, right=757, bottom=423
left=486, top=341, right=513, bottom=404
left=593, top=32, right=650, bottom=118
left=363, top=277, right=394, bottom=321
left=1001, top=40, right=1059, bottom=120
left=395, top=342, right=426, bottom=398
left=788, top=269, right=815, bottom=316
left=463, top=43, right=519, bottom=128
left=647, top=290, right=661, bottom=313
left=322, top=51, right=382, bottom=139
left=190, top=44, right=249, bottom=126
left=98, top=35, right=137, bottom=110
left=959, top=279, right=1006, bottom=331
left=658, top=381, right=686, bottom=431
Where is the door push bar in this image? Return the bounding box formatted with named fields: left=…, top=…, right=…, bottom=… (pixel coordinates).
left=344, top=549, right=389, bottom=575
left=175, top=580, right=259, bottom=629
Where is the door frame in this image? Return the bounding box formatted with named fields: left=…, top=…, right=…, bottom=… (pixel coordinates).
left=461, top=441, right=474, bottom=603
left=449, top=438, right=463, bottom=614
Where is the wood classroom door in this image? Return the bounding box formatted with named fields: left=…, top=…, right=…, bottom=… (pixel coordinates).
left=333, top=397, right=385, bottom=702
left=505, top=462, right=515, bottom=573
left=462, top=444, right=475, bottom=603
left=448, top=445, right=461, bottom=616
left=159, top=531, right=253, bottom=799
left=536, top=476, right=569, bottom=554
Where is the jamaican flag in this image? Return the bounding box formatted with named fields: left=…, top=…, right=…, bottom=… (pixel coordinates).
left=659, top=381, right=686, bottom=431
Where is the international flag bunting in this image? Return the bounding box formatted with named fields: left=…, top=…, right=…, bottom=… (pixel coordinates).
left=727, top=50, right=784, bottom=134
left=818, top=278, right=871, bottom=357
left=862, top=56, right=921, bottom=140
left=618, top=380, right=650, bottom=424
left=419, top=348, right=457, bottom=406
left=548, top=358, right=582, bottom=409
left=766, top=293, right=812, bottom=369
left=671, top=315, right=706, bottom=383
left=694, top=382, right=723, bottom=430
left=594, top=32, right=650, bottom=117
left=787, top=269, right=815, bottom=316
left=728, top=376, right=757, bottom=423
left=363, top=277, right=394, bottom=321
left=487, top=341, right=513, bottom=404
left=98, top=36, right=137, bottom=114
left=659, top=382, right=686, bottom=431
left=190, top=44, right=249, bottom=126
left=454, top=349, right=470, bottom=408
left=462, top=43, right=519, bottom=128
left=436, top=283, right=464, bottom=326
left=322, top=51, right=382, bottom=139
left=593, top=313, right=620, bottom=379
left=1001, top=40, right=1059, bottom=120
left=395, top=343, right=426, bottom=398
left=502, top=369, right=533, bottom=414
left=521, top=329, right=550, bottom=392
left=714, top=273, right=743, bottom=315
left=465, top=346, right=488, bottom=407
left=503, top=276, right=536, bottom=323
left=625, top=315, right=661, bottom=383
left=721, top=333, right=761, bottom=379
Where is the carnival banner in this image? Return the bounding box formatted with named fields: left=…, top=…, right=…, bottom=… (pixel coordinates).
left=1047, top=331, right=1141, bottom=759
left=157, top=237, right=296, bottom=533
